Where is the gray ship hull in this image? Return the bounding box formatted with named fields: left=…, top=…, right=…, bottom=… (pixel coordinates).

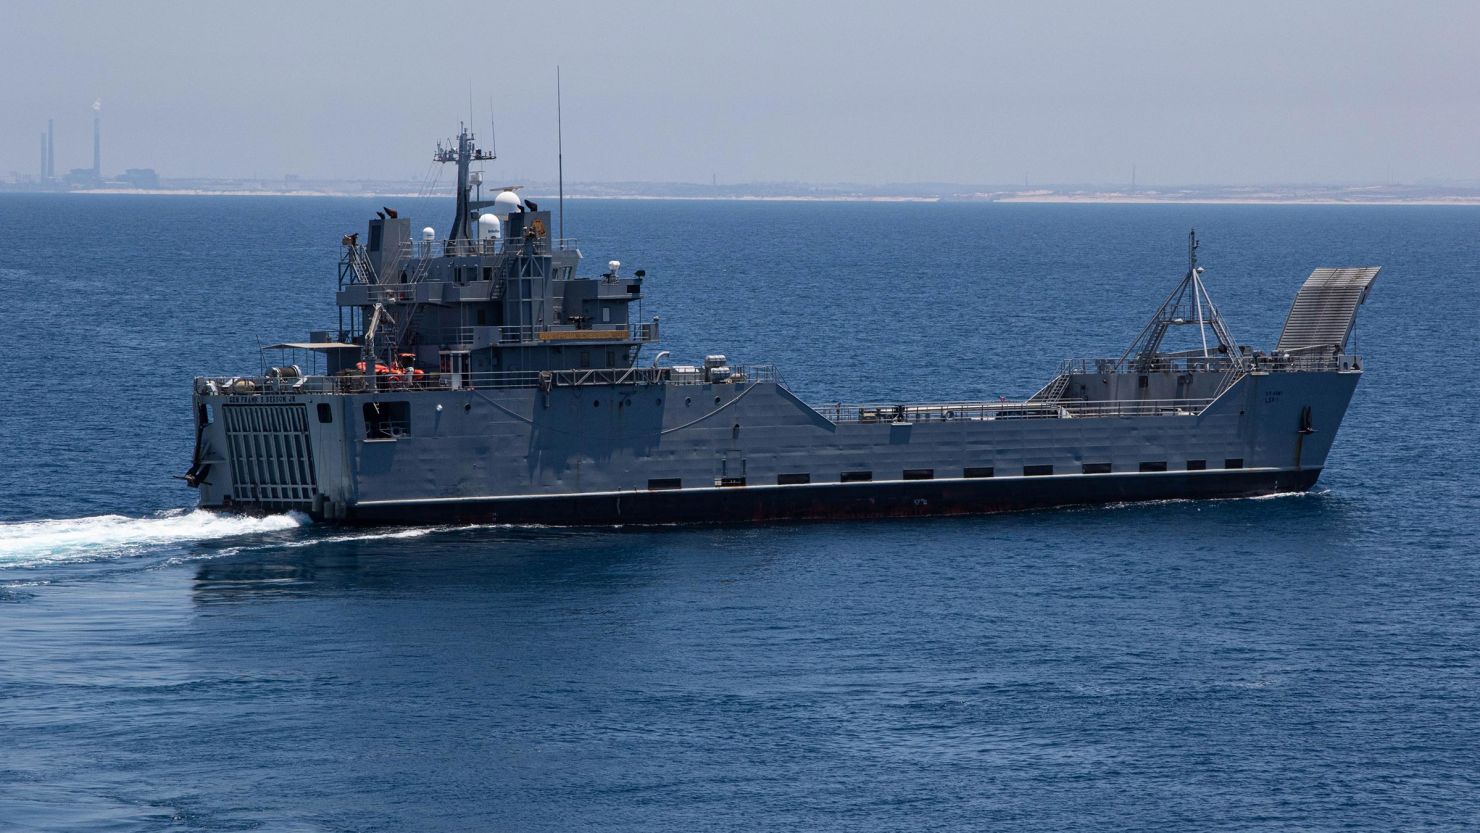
left=182, top=129, right=1378, bottom=528
left=189, top=367, right=1359, bottom=526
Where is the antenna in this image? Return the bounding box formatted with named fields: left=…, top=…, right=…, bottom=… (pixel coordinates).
left=1117, top=229, right=1241, bottom=370
left=557, top=66, right=565, bottom=245
left=488, top=96, right=497, bottom=158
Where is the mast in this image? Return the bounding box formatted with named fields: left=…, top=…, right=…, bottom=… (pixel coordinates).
left=434, top=124, right=495, bottom=242
left=557, top=67, right=564, bottom=245
left=1119, top=229, right=1242, bottom=369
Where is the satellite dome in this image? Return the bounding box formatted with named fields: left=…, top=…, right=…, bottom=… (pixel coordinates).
left=494, top=190, right=523, bottom=215
left=477, top=213, right=501, bottom=240
left=422, top=226, right=436, bottom=241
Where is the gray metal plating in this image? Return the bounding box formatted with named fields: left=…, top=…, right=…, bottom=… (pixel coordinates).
left=183, top=126, right=1379, bottom=526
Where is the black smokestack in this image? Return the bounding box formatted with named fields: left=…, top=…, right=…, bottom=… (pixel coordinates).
left=92, top=101, right=101, bottom=177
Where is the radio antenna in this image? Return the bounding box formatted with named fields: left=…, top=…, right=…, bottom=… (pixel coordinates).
left=557, top=66, right=565, bottom=245
left=488, top=97, right=497, bottom=158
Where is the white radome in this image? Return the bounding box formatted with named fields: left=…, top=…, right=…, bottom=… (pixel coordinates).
left=494, top=190, right=523, bottom=215
left=478, top=213, right=501, bottom=240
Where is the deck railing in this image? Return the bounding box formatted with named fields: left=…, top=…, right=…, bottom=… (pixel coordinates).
left=814, top=398, right=1215, bottom=424
left=1059, top=353, right=1362, bottom=375
left=391, top=237, right=579, bottom=260
left=427, top=321, right=659, bottom=347
left=196, top=364, right=780, bottom=397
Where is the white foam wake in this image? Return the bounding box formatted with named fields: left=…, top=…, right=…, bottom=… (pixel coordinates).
left=0, top=509, right=308, bottom=568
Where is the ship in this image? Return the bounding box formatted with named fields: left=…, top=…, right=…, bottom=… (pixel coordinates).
left=183, top=126, right=1380, bottom=525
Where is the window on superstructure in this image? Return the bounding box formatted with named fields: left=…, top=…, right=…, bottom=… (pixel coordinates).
left=1224, top=458, right=1245, bottom=469
left=1083, top=463, right=1111, bottom=474
left=316, top=403, right=333, bottom=424
left=363, top=401, right=410, bottom=440
left=964, top=467, right=994, bottom=478
left=840, top=471, right=873, bottom=483
left=647, top=478, right=682, bottom=491
left=1024, top=465, right=1053, bottom=476
left=903, top=469, right=934, bottom=480
left=1139, top=461, right=1167, bottom=472
left=1187, top=459, right=1207, bottom=471
left=777, top=473, right=810, bottom=485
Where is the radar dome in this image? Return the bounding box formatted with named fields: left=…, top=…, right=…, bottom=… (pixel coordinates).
left=494, top=190, right=523, bottom=215
left=477, top=213, right=501, bottom=240
left=422, top=227, right=436, bottom=241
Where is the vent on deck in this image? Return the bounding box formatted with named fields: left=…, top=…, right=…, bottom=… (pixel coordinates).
left=1275, top=267, right=1381, bottom=354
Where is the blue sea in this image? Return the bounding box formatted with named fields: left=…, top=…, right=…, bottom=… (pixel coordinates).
left=1, top=194, right=1477, bottom=831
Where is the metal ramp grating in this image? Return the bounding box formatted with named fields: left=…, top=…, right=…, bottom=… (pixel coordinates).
left=1275, top=267, right=1381, bottom=353
left=223, top=404, right=318, bottom=509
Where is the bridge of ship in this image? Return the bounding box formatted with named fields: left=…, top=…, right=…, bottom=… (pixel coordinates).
left=200, top=238, right=1378, bottom=429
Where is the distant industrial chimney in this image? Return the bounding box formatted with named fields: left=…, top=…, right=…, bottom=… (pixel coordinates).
left=46, top=119, right=54, bottom=179
left=92, top=99, right=101, bottom=177
left=40, top=132, right=47, bottom=180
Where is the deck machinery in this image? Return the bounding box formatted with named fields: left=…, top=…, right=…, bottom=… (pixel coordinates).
left=184, top=127, right=1379, bottom=525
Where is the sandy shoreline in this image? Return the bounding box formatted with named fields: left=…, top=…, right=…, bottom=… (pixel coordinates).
left=10, top=188, right=1480, bottom=206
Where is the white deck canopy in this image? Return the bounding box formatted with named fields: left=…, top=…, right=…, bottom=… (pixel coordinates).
left=266, top=342, right=360, bottom=350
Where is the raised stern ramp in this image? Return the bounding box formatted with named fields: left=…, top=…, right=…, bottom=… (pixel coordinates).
left=1275, top=267, right=1381, bottom=353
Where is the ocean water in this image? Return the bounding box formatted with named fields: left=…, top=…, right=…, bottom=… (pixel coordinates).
left=1, top=194, right=1478, bottom=831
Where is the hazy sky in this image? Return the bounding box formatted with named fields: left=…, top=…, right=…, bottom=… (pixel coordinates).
left=4, top=0, right=1479, bottom=185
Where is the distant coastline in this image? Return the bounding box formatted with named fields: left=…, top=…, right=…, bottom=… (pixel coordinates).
left=6, top=183, right=1480, bottom=206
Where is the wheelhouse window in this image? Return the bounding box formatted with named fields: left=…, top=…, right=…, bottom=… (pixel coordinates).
left=1082, top=463, right=1111, bottom=474
left=903, top=469, right=934, bottom=480
left=1139, top=461, right=1168, bottom=472
left=840, top=471, right=873, bottom=483
left=1024, top=465, right=1054, bottom=476
left=964, top=467, right=994, bottom=478
left=777, top=473, right=810, bottom=485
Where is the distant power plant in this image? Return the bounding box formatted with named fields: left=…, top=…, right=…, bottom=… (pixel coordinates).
left=92, top=99, right=101, bottom=178
left=27, top=100, right=158, bottom=190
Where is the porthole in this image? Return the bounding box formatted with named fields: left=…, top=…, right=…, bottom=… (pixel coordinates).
left=714, top=396, right=722, bottom=404
left=685, top=397, right=691, bottom=406
left=594, top=400, right=600, bottom=408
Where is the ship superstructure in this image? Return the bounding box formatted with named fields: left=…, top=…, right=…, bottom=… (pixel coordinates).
left=183, top=127, right=1379, bottom=525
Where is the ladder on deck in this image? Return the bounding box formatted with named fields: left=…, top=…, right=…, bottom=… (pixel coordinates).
left=1029, top=373, right=1071, bottom=403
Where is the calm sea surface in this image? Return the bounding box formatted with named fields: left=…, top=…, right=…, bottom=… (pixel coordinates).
left=1, top=195, right=1477, bottom=831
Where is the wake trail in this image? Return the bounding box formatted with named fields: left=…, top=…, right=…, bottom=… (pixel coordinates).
left=0, top=509, right=308, bottom=568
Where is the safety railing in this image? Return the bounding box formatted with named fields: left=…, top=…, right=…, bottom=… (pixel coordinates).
left=416, top=321, right=659, bottom=347
left=339, top=238, right=580, bottom=285
left=1058, top=353, right=1362, bottom=375
left=406, top=237, right=579, bottom=258
left=814, top=397, right=1216, bottom=424
left=194, top=364, right=780, bottom=397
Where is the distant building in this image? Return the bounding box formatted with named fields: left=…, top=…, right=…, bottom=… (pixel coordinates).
left=121, top=168, right=160, bottom=189
left=66, top=168, right=100, bottom=187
